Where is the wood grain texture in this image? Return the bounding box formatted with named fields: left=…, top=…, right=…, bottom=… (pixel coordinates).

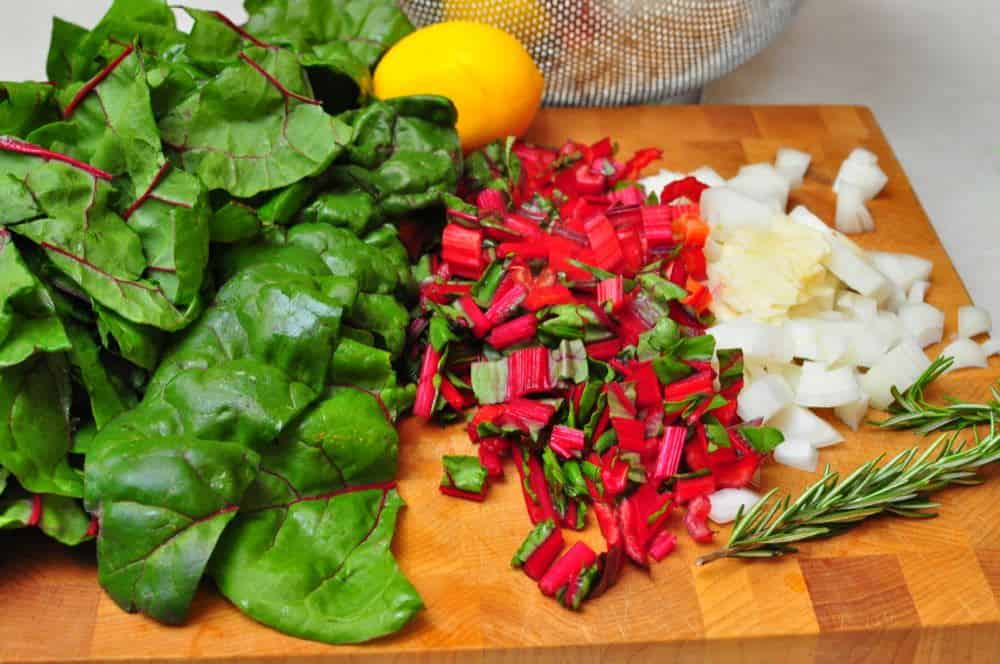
left=4, top=106, right=1000, bottom=663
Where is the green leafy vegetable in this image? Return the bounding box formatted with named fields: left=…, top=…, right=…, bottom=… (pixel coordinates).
left=1, top=0, right=452, bottom=645
left=441, top=455, right=487, bottom=493
left=159, top=46, right=351, bottom=198
left=86, top=436, right=261, bottom=623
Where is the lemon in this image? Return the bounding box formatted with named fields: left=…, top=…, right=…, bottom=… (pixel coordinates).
left=373, top=21, right=544, bottom=152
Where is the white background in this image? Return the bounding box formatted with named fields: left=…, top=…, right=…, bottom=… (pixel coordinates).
left=2, top=1, right=998, bottom=312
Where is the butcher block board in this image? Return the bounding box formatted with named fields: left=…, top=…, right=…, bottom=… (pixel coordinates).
left=4, top=106, right=1000, bottom=664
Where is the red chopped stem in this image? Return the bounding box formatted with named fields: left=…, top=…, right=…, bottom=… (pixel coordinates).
left=457, top=295, right=492, bottom=337
left=649, top=531, right=677, bottom=562
left=549, top=425, right=585, bottom=459
left=486, top=313, right=537, bottom=349
left=484, top=282, right=527, bottom=325
left=539, top=541, right=597, bottom=597
left=506, top=346, right=551, bottom=398
left=653, top=426, right=686, bottom=481
left=684, top=495, right=714, bottom=543
left=523, top=528, right=565, bottom=580
left=412, top=344, right=440, bottom=417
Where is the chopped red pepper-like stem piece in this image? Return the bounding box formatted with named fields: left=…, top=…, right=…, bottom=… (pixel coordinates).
left=413, top=344, right=441, bottom=417
left=684, top=495, right=714, bottom=543
left=654, top=426, right=687, bottom=481
left=507, top=346, right=552, bottom=397
left=539, top=541, right=598, bottom=597
left=486, top=313, right=538, bottom=349
left=649, top=531, right=678, bottom=562
left=549, top=425, right=585, bottom=459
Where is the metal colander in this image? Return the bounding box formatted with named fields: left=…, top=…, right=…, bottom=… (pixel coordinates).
left=398, top=0, right=802, bottom=106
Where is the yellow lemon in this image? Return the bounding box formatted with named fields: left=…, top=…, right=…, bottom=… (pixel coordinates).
left=373, top=21, right=544, bottom=152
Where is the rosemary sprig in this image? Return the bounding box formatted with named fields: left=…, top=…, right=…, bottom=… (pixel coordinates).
left=696, top=422, right=1000, bottom=565
left=875, top=356, right=1000, bottom=433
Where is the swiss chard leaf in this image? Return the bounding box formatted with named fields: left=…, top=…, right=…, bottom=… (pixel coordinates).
left=0, top=231, right=71, bottom=367
left=36, top=46, right=164, bottom=192
left=284, top=223, right=398, bottom=294
left=244, top=0, right=413, bottom=67
left=329, top=337, right=395, bottom=389
left=333, top=97, right=461, bottom=217
left=0, top=82, right=60, bottom=137
left=52, top=0, right=185, bottom=84
left=0, top=355, right=82, bottom=497
left=65, top=322, right=134, bottom=429
left=441, top=455, right=487, bottom=493
left=251, top=387, right=400, bottom=501
left=86, top=436, right=261, bottom=624
left=211, top=483, right=421, bottom=644
left=159, top=46, right=351, bottom=198
left=147, top=263, right=347, bottom=395
left=348, top=293, right=408, bottom=360
left=0, top=491, right=94, bottom=546
left=121, top=166, right=211, bottom=305
left=739, top=425, right=785, bottom=455
left=96, top=359, right=317, bottom=451
left=210, top=386, right=419, bottom=644
left=0, top=150, right=201, bottom=331
left=94, top=302, right=164, bottom=371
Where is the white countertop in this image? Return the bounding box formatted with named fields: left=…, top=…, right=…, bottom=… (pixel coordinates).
left=3, top=1, right=997, bottom=312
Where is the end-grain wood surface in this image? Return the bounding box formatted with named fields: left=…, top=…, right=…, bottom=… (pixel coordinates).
left=4, top=106, right=999, bottom=664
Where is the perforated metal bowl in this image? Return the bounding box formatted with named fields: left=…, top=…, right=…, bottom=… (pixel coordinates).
left=399, top=0, right=802, bottom=106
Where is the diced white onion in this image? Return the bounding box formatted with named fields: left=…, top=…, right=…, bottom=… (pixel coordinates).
left=773, top=439, right=820, bottom=472
left=873, top=312, right=904, bottom=349
left=867, top=251, right=934, bottom=291
left=836, top=292, right=878, bottom=320
left=707, top=320, right=789, bottom=362
left=701, top=187, right=779, bottom=228
left=834, top=152, right=888, bottom=200
left=768, top=406, right=844, bottom=448
left=795, top=361, right=863, bottom=408
left=775, top=148, right=812, bottom=188
left=768, top=363, right=803, bottom=395
left=816, top=325, right=852, bottom=365
left=789, top=205, right=834, bottom=236
left=957, top=305, right=992, bottom=339
left=908, top=281, right=930, bottom=303
left=982, top=337, right=1000, bottom=358
left=842, top=147, right=879, bottom=166
left=708, top=488, right=762, bottom=524
left=898, top=302, right=945, bottom=348
left=737, top=375, right=793, bottom=423
left=726, top=170, right=790, bottom=213
left=824, top=237, right=890, bottom=300
left=835, top=395, right=870, bottom=431
left=939, top=338, right=988, bottom=371
left=835, top=184, right=875, bottom=234
left=638, top=169, right=685, bottom=196
left=841, top=319, right=896, bottom=368
left=859, top=339, right=931, bottom=409
left=690, top=166, right=726, bottom=188
left=783, top=319, right=821, bottom=360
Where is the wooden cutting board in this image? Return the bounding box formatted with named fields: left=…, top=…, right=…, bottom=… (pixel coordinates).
left=4, top=106, right=1000, bottom=664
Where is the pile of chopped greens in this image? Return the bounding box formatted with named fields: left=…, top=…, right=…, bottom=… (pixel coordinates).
left=0, top=0, right=461, bottom=644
